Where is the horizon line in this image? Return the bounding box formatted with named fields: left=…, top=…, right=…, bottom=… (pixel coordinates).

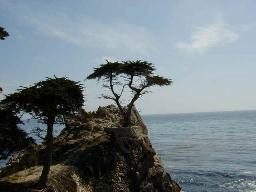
left=142, top=109, right=256, bottom=116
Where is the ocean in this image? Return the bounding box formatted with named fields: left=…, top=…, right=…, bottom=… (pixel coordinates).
left=143, top=110, right=256, bottom=192
left=1, top=110, right=256, bottom=192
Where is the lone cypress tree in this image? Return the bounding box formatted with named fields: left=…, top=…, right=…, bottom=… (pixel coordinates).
left=2, top=77, right=84, bottom=188
left=87, top=60, right=172, bottom=127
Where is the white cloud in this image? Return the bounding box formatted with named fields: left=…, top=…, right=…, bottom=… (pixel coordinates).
left=25, top=15, right=156, bottom=55
left=176, top=24, right=239, bottom=53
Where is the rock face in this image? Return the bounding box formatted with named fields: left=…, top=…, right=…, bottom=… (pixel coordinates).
left=0, top=105, right=181, bottom=192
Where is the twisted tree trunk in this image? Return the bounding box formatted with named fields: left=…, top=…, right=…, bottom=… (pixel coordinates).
left=37, top=115, right=55, bottom=188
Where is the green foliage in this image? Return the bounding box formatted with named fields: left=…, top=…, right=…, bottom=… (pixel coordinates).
left=0, top=26, right=9, bottom=40
left=87, top=60, right=156, bottom=80
left=146, top=75, right=171, bottom=87
left=0, top=107, right=34, bottom=159
left=87, top=61, right=122, bottom=80
left=2, top=77, right=84, bottom=122
left=121, top=60, right=155, bottom=76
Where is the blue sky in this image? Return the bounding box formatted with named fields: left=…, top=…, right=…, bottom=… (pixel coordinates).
left=0, top=0, right=256, bottom=114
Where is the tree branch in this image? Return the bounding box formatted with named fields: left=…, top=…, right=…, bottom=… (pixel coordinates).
left=119, top=84, right=126, bottom=98
left=101, top=94, right=116, bottom=101
left=30, top=127, right=46, bottom=140
left=128, top=75, right=142, bottom=93
left=109, top=73, right=125, bottom=116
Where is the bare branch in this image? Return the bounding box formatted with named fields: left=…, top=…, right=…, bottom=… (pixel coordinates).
left=128, top=75, right=140, bottom=93
left=103, top=84, right=110, bottom=88
left=140, top=90, right=150, bottom=96
left=30, top=127, right=46, bottom=140
left=119, top=84, right=126, bottom=98
left=101, top=94, right=116, bottom=101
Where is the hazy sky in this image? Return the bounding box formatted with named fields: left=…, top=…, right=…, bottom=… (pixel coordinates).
left=1, top=0, right=256, bottom=114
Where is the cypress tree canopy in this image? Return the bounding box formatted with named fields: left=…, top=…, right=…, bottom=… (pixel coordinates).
left=2, top=77, right=84, bottom=121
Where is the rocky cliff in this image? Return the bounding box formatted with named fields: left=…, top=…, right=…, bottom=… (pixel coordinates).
left=0, top=105, right=181, bottom=192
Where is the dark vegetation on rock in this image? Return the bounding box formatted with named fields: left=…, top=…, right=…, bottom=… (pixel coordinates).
left=0, top=108, right=34, bottom=160
left=0, top=105, right=181, bottom=192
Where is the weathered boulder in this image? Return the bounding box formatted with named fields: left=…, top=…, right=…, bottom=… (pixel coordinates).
left=0, top=105, right=181, bottom=192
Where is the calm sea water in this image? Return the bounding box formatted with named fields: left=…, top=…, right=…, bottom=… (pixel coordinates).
left=143, top=110, right=256, bottom=192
